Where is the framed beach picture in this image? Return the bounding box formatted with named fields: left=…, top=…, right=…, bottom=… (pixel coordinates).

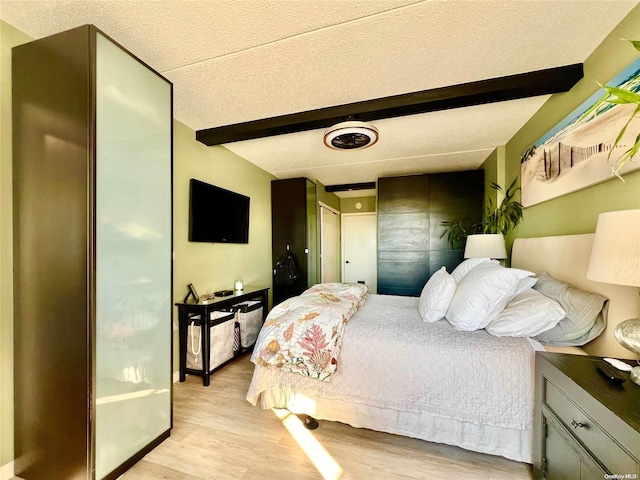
left=520, top=57, right=640, bottom=207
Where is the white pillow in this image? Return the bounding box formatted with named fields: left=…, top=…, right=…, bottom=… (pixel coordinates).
left=450, top=257, right=496, bottom=283
left=533, top=272, right=608, bottom=345
left=515, top=276, right=537, bottom=295
left=419, top=267, right=457, bottom=323
left=485, top=289, right=566, bottom=337
left=446, top=262, right=535, bottom=331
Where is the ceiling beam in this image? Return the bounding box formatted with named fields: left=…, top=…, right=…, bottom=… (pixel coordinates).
left=325, top=182, right=376, bottom=193
left=196, top=63, right=583, bottom=146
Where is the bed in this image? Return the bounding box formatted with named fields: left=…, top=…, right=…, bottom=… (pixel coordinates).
left=246, top=234, right=634, bottom=463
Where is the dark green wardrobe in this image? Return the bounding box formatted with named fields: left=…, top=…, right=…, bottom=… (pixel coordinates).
left=13, top=25, right=173, bottom=480
left=377, top=170, right=484, bottom=296
left=271, top=178, right=318, bottom=305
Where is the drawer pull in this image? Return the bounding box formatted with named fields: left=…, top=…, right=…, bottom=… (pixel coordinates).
left=571, top=419, right=585, bottom=429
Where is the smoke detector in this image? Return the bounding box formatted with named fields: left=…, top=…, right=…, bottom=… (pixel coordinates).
left=323, top=121, right=379, bottom=150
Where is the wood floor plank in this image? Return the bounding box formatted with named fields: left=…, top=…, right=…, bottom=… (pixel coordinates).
left=121, top=355, right=533, bottom=480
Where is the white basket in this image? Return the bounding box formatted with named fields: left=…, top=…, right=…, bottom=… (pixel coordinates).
left=233, top=300, right=263, bottom=348
left=186, top=311, right=235, bottom=371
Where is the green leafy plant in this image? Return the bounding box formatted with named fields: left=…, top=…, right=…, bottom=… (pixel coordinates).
left=481, top=179, right=524, bottom=236
left=580, top=38, right=640, bottom=179
left=440, top=218, right=472, bottom=250
left=440, top=178, right=523, bottom=249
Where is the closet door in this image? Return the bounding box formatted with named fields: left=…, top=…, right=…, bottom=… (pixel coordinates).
left=320, top=205, right=340, bottom=283
left=94, top=32, right=172, bottom=479
left=377, top=171, right=483, bottom=296
left=428, top=171, right=484, bottom=274
left=377, top=174, right=430, bottom=296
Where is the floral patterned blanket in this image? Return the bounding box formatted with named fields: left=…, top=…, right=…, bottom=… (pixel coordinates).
left=251, top=283, right=369, bottom=381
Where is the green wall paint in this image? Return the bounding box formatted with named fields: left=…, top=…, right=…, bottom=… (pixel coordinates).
left=316, top=180, right=341, bottom=211
left=340, top=196, right=376, bottom=213
left=480, top=148, right=499, bottom=212
left=173, top=120, right=275, bottom=372
left=505, top=5, right=640, bottom=244
left=1, top=20, right=33, bottom=469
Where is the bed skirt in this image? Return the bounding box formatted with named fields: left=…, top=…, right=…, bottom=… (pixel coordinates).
left=251, top=370, right=532, bottom=463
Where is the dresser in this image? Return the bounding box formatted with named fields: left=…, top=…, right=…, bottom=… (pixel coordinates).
left=534, top=352, right=640, bottom=479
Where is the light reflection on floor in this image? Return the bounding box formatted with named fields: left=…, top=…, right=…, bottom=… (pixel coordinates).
left=272, top=408, right=343, bottom=480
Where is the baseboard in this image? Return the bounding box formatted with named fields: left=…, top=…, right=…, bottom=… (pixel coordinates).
left=1, top=460, right=14, bottom=480
left=173, top=370, right=180, bottom=383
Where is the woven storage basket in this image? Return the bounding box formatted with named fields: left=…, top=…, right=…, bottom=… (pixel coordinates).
left=186, top=310, right=235, bottom=370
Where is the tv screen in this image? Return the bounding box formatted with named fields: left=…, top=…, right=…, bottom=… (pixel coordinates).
left=189, top=179, right=250, bottom=243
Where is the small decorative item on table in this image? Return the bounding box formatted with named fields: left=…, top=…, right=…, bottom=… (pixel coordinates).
left=235, top=280, right=244, bottom=293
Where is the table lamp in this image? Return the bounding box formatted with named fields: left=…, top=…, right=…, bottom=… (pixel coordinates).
left=464, top=234, right=507, bottom=259
left=586, top=209, right=640, bottom=386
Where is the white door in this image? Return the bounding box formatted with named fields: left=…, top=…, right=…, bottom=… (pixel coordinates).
left=320, top=205, right=341, bottom=283
left=342, top=213, right=377, bottom=293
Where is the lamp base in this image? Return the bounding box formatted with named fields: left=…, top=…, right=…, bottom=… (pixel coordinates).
left=631, top=366, right=640, bottom=387
left=614, top=318, right=640, bottom=356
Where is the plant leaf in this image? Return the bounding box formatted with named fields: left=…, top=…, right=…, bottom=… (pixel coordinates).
left=577, top=88, right=611, bottom=122
left=628, top=39, right=640, bottom=52
left=607, top=104, right=640, bottom=165
left=603, top=85, right=640, bottom=104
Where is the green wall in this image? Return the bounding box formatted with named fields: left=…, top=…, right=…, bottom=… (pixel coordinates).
left=1, top=20, right=33, bottom=470
left=316, top=180, right=341, bottom=211
left=504, top=5, right=640, bottom=244
left=172, top=120, right=275, bottom=373
left=340, top=196, right=377, bottom=213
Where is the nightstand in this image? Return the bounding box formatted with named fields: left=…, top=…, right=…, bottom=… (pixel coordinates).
left=534, top=352, right=640, bottom=479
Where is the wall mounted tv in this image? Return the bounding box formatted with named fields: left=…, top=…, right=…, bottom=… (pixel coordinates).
left=189, top=178, right=250, bottom=243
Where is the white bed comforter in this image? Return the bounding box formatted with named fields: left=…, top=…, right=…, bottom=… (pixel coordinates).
left=247, top=294, right=537, bottom=460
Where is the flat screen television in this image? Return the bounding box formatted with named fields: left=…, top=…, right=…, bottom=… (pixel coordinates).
left=189, top=178, right=250, bottom=243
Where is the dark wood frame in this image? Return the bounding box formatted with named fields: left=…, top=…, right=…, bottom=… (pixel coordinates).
left=325, top=182, right=376, bottom=193
left=12, top=24, right=174, bottom=480
left=185, top=283, right=200, bottom=303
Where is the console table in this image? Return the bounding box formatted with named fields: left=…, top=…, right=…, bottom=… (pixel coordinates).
left=175, top=286, right=269, bottom=386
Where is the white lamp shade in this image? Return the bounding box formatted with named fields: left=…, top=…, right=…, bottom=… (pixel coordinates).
left=587, top=209, right=640, bottom=287
left=464, top=234, right=507, bottom=259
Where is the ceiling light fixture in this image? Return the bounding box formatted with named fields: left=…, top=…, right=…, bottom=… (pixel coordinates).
left=323, top=121, right=379, bottom=150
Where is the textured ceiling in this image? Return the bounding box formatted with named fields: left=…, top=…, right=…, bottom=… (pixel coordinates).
left=2, top=0, right=638, bottom=194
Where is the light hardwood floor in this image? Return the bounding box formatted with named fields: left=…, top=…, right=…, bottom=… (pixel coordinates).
left=120, top=355, right=533, bottom=480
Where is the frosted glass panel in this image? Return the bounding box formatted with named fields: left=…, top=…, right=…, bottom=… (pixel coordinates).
left=306, top=180, right=317, bottom=286
left=95, top=33, right=171, bottom=479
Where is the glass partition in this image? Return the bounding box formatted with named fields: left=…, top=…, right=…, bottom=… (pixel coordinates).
left=95, top=32, right=172, bottom=479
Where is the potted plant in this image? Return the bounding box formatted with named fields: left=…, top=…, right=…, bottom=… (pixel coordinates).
left=441, top=177, right=523, bottom=250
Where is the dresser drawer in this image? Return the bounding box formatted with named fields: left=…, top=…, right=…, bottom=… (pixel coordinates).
left=545, top=379, right=636, bottom=474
